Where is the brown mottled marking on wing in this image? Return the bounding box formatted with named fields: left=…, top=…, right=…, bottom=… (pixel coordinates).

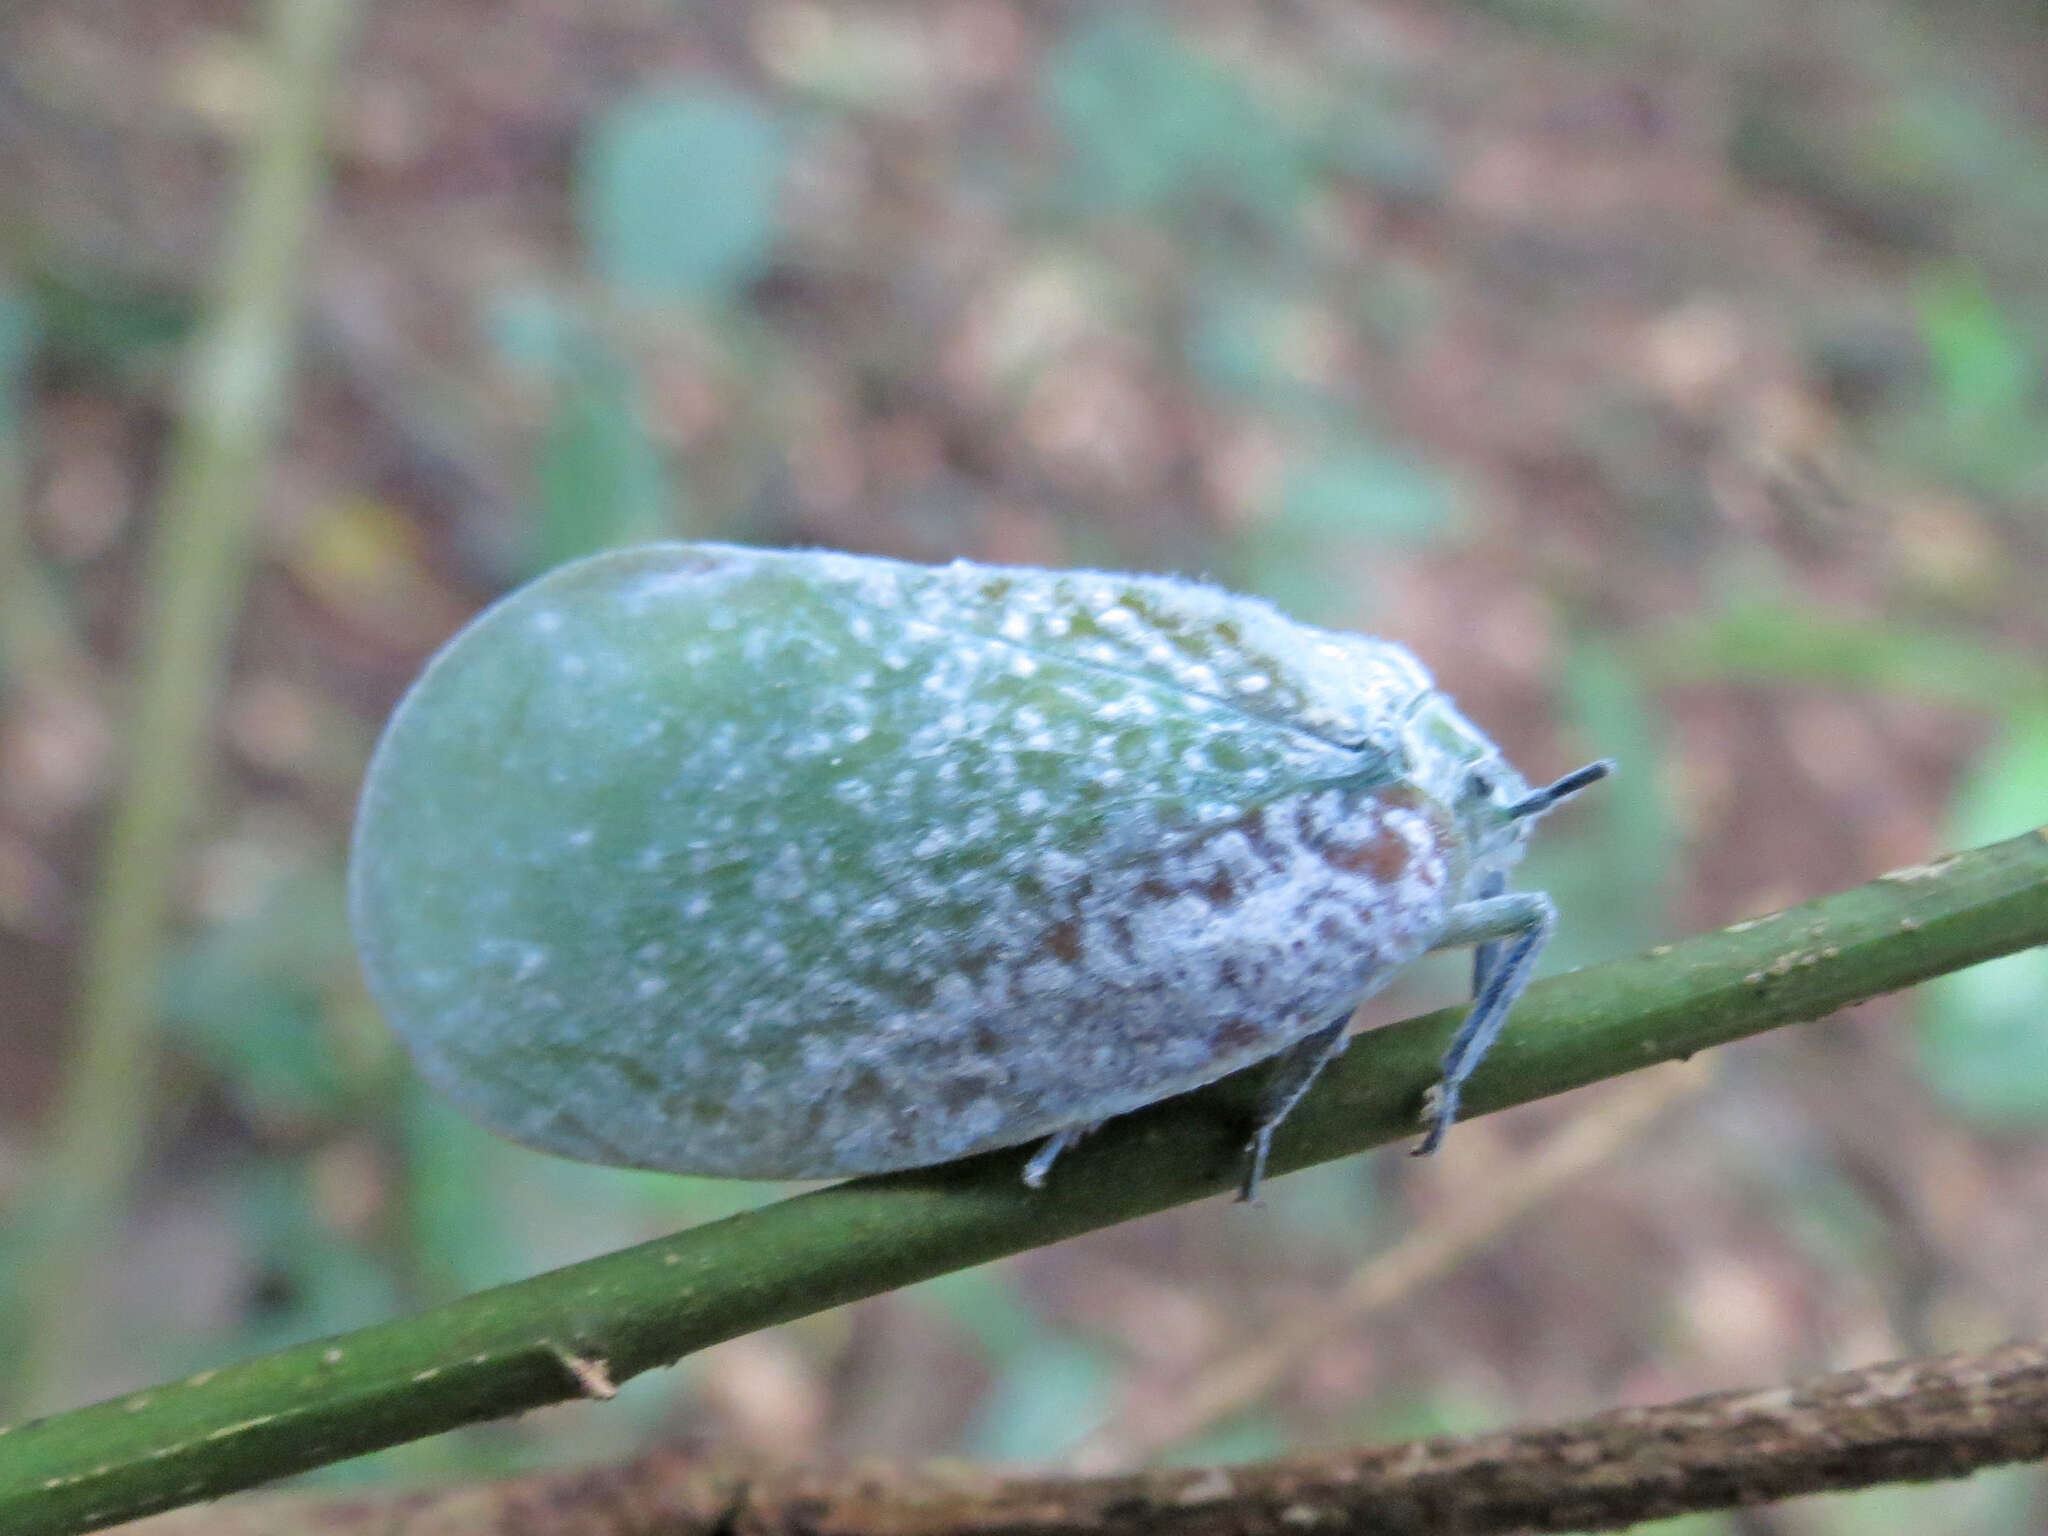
left=1316, top=785, right=1440, bottom=885
left=1236, top=806, right=1289, bottom=871
left=843, top=1066, right=887, bottom=1109
left=1321, top=830, right=1409, bottom=884
left=1212, top=1016, right=1264, bottom=1053
left=1106, top=913, right=1138, bottom=960
left=939, top=1076, right=986, bottom=1114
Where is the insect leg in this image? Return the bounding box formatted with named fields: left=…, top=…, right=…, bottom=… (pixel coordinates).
left=1415, top=890, right=1556, bottom=1156
left=1238, top=1014, right=1352, bottom=1204
left=1467, top=870, right=1508, bottom=1000
left=1021, top=1121, right=1101, bottom=1188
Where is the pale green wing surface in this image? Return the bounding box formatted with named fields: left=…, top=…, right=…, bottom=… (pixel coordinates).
left=892, top=556, right=1427, bottom=759
left=349, top=544, right=1401, bottom=1175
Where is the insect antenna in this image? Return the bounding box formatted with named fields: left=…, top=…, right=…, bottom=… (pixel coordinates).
left=1508, top=758, right=1615, bottom=820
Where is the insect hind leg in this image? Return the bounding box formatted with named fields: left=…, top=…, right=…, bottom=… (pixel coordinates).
left=1415, top=890, right=1556, bottom=1156
left=1238, top=1014, right=1351, bottom=1204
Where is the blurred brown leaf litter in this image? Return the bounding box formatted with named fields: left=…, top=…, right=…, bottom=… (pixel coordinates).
left=0, top=0, right=2045, bottom=1530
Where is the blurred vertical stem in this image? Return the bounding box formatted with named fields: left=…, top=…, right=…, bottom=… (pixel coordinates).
left=0, top=300, right=28, bottom=659
left=17, top=0, right=360, bottom=1415
left=0, top=292, right=71, bottom=689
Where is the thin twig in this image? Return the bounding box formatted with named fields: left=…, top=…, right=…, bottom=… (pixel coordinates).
left=1067, top=1059, right=1712, bottom=1472
left=124, top=1340, right=2048, bottom=1536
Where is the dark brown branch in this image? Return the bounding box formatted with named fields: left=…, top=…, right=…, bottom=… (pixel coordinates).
left=130, top=1341, right=2048, bottom=1536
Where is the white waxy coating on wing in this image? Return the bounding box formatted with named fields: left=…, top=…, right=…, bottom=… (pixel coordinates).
left=349, top=545, right=1513, bottom=1177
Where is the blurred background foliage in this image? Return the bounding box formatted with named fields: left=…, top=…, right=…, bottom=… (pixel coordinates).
left=0, top=0, right=2044, bottom=1530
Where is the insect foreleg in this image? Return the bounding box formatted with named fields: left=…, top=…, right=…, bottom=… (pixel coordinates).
left=1467, top=869, right=1509, bottom=1000
left=1415, top=890, right=1556, bottom=1155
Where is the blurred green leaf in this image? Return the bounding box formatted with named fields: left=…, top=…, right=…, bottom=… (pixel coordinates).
left=162, top=870, right=362, bottom=1128
left=1280, top=444, right=1456, bottom=545
left=24, top=263, right=193, bottom=374
left=1187, top=286, right=1347, bottom=418
left=577, top=85, right=786, bottom=302
left=402, top=1087, right=768, bottom=1301
left=0, top=289, right=36, bottom=403
left=1158, top=1413, right=1289, bottom=1468
left=1907, top=270, right=2045, bottom=492
left=1521, top=635, right=1674, bottom=971
left=1655, top=598, right=2048, bottom=710
left=1232, top=541, right=1373, bottom=630
left=1258, top=1156, right=1385, bottom=1260
left=914, top=1266, right=1116, bottom=1460
left=1232, top=437, right=1458, bottom=624
left=0, top=1226, right=26, bottom=1385
left=913, top=1265, right=1047, bottom=1359
left=1943, top=706, right=2048, bottom=853
left=1045, top=13, right=1310, bottom=231
left=402, top=1088, right=537, bottom=1298
left=1350, top=256, right=1442, bottom=357
left=1790, top=1462, right=2044, bottom=1536
left=531, top=348, right=675, bottom=570
left=961, top=1337, right=1115, bottom=1462
left=220, top=1160, right=403, bottom=1363
left=1918, top=706, right=2048, bottom=1126
left=1751, top=1160, right=1890, bottom=1280
left=1918, top=272, right=2035, bottom=437
left=1359, top=1383, right=1512, bottom=1443
left=481, top=283, right=578, bottom=375
left=1594, top=1516, right=1735, bottom=1536
left=1318, top=96, right=1448, bottom=208
left=1886, top=81, right=2048, bottom=244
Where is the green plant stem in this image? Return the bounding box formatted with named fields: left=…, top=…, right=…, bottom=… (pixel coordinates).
left=15, top=0, right=359, bottom=1417
left=2, top=827, right=2044, bottom=1536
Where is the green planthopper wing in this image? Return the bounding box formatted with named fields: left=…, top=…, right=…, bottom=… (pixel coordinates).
left=349, top=545, right=1476, bottom=1178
